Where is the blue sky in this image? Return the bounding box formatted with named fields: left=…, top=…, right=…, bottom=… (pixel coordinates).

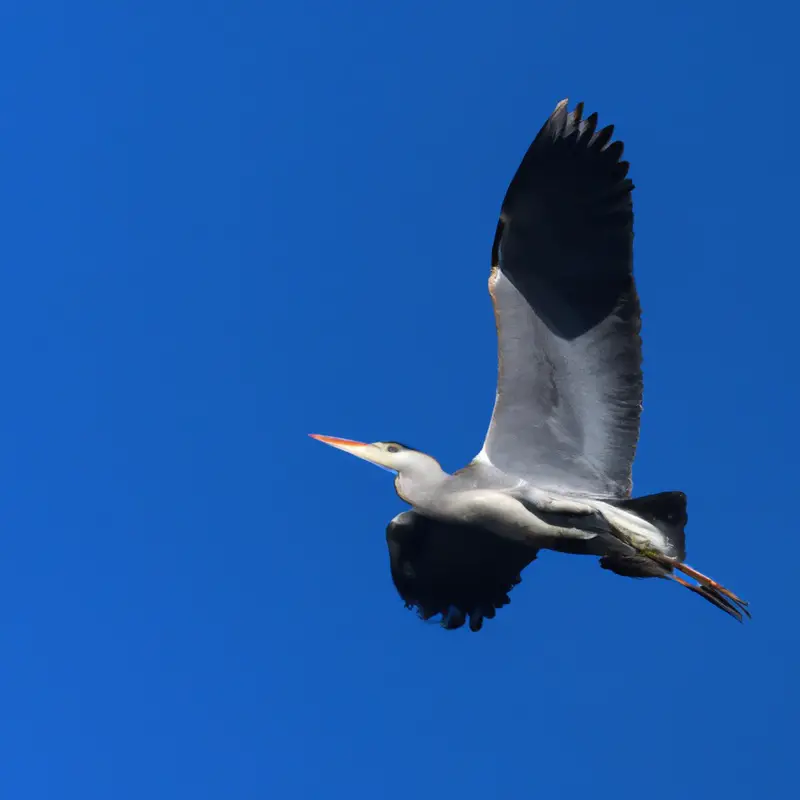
left=1, top=1, right=797, bottom=797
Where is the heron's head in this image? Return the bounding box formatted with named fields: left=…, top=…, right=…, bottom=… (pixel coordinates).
left=308, top=434, right=437, bottom=474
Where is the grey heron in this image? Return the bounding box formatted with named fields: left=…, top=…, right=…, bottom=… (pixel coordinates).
left=311, top=99, right=749, bottom=630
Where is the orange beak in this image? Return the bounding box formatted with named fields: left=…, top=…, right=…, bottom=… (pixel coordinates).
left=308, top=434, right=369, bottom=448
left=308, top=433, right=395, bottom=472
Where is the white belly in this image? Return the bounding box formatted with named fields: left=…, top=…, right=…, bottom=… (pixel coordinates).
left=434, top=489, right=597, bottom=543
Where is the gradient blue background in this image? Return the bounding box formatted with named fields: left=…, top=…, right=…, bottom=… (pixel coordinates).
left=1, top=1, right=796, bottom=797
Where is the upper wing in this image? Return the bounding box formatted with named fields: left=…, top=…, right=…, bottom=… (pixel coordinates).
left=479, top=99, right=642, bottom=499
left=385, top=511, right=538, bottom=632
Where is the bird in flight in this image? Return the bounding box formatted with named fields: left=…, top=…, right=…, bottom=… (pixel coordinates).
left=311, top=99, right=749, bottom=630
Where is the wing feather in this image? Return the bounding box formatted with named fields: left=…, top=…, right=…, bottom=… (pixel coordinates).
left=480, top=99, right=641, bottom=499
left=386, top=511, right=537, bottom=631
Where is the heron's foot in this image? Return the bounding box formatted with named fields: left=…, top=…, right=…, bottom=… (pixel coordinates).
left=672, top=560, right=749, bottom=609
left=669, top=574, right=748, bottom=622
left=646, top=552, right=750, bottom=619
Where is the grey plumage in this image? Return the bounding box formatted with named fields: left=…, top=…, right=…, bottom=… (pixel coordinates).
left=483, top=99, right=641, bottom=499
left=311, top=99, right=749, bottom=629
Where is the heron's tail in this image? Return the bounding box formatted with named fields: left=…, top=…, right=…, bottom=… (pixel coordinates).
left=602, top=491, right=750, bottom=622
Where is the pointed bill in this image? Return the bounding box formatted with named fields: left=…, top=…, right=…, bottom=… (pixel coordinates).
left=308, top=434, right=395, bottom=472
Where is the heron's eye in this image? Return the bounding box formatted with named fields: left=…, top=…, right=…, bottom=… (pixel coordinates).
left=386, top=445, right=400, bottom=453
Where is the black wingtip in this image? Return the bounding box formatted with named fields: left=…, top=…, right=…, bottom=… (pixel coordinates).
left=540, top=99, right=622, bottom=152
left=507, top=99, right=634, bottom=215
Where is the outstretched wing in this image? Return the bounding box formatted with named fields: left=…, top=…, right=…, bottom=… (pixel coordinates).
left=479, top=99, right=641, bottom=499
left=385, top=511, right=538, bottom=631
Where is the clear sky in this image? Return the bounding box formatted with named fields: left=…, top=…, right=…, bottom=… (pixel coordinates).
left=1, top=1, right=797, bottom=798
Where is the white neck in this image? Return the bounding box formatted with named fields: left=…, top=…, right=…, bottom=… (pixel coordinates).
left=393, top=456, right=449, bottom=507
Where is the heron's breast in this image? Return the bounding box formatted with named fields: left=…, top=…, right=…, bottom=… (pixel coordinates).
left=441, top=490, right=532, bottom=526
